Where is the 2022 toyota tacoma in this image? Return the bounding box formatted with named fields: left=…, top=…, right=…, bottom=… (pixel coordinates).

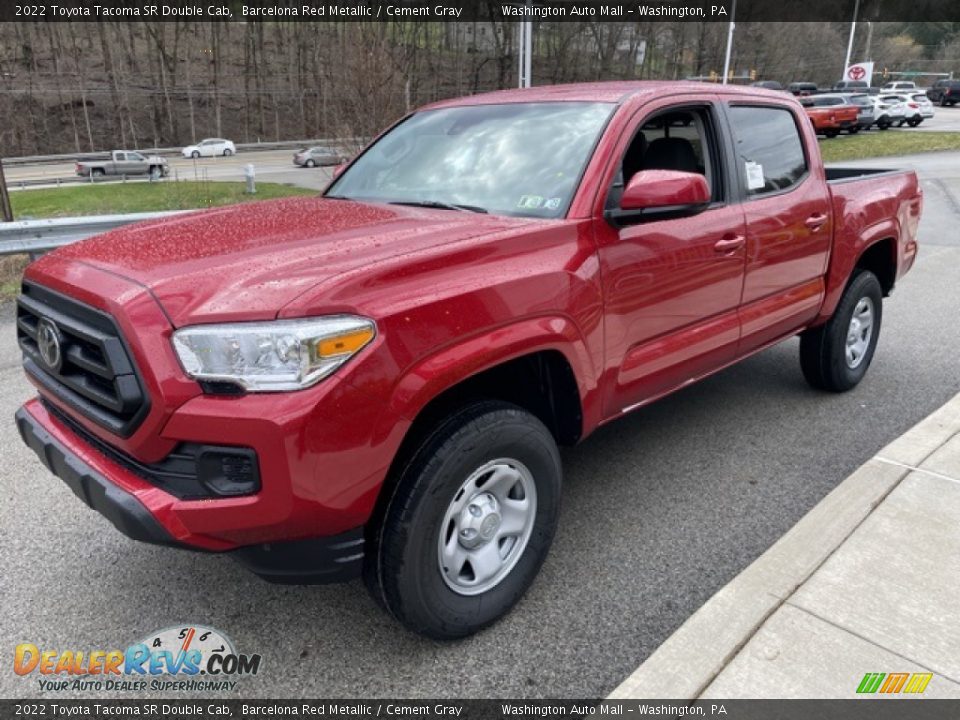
left=16, top=82, right=921, bottom=639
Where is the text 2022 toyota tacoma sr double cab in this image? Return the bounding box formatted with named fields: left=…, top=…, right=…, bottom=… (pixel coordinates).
left=16, top=83, right=921, bottom=639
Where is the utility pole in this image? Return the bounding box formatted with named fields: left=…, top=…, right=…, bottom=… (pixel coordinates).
left=518, top=0, right=532, bottom=88
left=0, top=159, right=12, bottom=222
left=721, top=0, right=736, bottom=85
left=843, top=0, right=861, bottom=79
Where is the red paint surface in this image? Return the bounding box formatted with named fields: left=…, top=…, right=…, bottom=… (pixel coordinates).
left=20, top=83, right=921, bottom=550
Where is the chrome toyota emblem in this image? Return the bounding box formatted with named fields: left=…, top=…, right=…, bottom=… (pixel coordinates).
left=36, top=318, right=62, bottom=372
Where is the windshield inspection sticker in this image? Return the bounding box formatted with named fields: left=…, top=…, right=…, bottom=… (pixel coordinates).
left=745, top=161, right=766, bottom=190
left=517, top=195, right=545, bottom=209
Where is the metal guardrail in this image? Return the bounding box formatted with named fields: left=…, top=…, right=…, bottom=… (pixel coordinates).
left=2, top=138, right=365, bottom=166
left=0, top=211, right=190, bottom=257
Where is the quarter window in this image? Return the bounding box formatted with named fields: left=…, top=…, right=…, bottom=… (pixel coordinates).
left=728, top=106, right=807, bottom=195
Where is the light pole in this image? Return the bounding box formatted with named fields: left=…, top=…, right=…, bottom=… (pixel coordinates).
left=518, top=1, right=532, bottom=88
left=843, top=0, right=861, bottom=80
left=721, top=0, right=737, bottom=85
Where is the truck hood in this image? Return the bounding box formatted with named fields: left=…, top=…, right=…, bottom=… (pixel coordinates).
left=48, top=197, right=525, bottom=326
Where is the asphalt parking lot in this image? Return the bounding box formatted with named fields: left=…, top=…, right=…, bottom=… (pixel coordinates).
left=1, top=152, right=959, bottom=700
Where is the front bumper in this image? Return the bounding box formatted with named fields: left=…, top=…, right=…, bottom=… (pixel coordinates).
left=16, top=405, right=178, bottom=547
left=15, top=402, right=366, bottom=583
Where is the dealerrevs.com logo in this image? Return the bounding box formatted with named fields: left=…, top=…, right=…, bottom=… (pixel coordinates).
left=14, top=625, right=262, bottom=693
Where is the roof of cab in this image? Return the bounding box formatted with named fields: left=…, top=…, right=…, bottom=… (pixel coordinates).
left=420, top=80, right=787, bottom=110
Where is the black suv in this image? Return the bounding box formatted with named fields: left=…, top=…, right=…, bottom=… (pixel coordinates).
left=927, top=79, right=960, bottom=107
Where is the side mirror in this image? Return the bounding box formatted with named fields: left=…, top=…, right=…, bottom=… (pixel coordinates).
left=607, top=170, right=711, bottom=226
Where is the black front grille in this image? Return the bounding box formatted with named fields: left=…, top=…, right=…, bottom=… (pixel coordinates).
left=17, top=281, right=149, bottom=437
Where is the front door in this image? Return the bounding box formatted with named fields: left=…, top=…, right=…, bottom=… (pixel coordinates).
left=596, top=101, right=747, bottom=417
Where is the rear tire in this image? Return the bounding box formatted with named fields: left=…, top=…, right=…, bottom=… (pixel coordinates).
left=91, top=168, right=105, bottom=178
left=364, top=400, right=562, bottom=640
left=223, top=148, right=233, bottom=156
left=848, top=126, right=860, bottom=134
left=907, top=117, right=921, bottom=127
left=305, top=159, right=316, bottom=168
left=824, top=130, right=839, bottom=138
left=799, top=270, right=883, bottom=392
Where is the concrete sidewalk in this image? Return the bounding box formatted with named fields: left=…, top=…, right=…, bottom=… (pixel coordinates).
left=610, top=391, right=960, bottom=699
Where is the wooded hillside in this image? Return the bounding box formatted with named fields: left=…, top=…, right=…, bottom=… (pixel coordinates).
left=1, top=20, right=957, bottom=156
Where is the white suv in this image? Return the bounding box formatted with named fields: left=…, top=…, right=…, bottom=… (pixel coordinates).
left=882, top=94, right=935, bottom=127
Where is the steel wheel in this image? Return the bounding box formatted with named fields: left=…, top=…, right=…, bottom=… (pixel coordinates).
left=437, top=458, right=537, bottom=596
left=845, top=297, right=874, bottom=369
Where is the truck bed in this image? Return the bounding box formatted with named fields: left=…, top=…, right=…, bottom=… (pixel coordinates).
left=825, top=167, right=907, bottom=183
left=822, top=167, right=922, bottom=315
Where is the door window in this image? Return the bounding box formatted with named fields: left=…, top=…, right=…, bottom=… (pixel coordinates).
left=728, top=106, right=807, bottom=196
left=610, top=106, right=723, bottom=207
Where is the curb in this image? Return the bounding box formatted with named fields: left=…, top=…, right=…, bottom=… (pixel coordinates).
left=608, top=391, right=960, bottom=700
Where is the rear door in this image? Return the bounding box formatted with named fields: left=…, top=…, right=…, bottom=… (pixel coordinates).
left=723, top=103, right=832, bottom=353
left=594, top=98, right=747, bottom=416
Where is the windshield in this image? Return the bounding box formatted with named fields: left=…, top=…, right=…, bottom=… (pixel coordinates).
left=327, top=102, right=614, bottom=218
left=850, top=95, right=872, bottom=106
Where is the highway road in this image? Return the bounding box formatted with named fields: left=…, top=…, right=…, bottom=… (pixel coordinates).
left=3, top=148, right=336, bottom=192
left=0, top=152, right=958, bottom=700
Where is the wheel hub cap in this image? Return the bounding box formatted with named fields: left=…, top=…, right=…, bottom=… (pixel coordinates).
left=845, top=296, right=874, bottom=369
left=457, top=494, right=501, bottom=549
left=438, top=459, right=537, bottom=596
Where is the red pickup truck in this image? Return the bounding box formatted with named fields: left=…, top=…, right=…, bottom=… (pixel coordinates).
left=16, top=82, right=921, bottom=639
left=801, top=96, right=862, bottom=137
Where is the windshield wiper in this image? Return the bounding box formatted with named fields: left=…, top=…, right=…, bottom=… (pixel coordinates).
left=389, top=200, right=488, bottom=214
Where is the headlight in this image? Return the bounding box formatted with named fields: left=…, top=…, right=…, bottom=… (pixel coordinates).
left=171, top=316, right=376, bottom=392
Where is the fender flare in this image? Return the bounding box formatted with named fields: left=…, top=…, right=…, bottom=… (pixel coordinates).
left=368, top=314, right=599, bottom=465
left=816, top=219, right=900, bottom=324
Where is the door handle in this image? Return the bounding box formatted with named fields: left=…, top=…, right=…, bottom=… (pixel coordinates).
left=805, top=213, right=828, bottom=231
left=714, top=234, right=745, bottom=253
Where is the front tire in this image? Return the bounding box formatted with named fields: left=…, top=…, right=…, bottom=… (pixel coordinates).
left=364, top=401, right=562, bottom=640
left=305, top=159, right=316, bottom=168
left=223, top=148, right=233, bottom=156
left=824, top=129, right=839, bottom=138
left=191, top=150, right=200, bottom=159
left=799, top=270, right=883, bottom=392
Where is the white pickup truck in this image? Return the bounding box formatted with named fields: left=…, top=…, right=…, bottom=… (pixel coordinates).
left=75, top=150, right=169, bottom=178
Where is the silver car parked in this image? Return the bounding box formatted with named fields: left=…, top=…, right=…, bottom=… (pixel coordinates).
left=293, top=146, right=345, bottom=168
